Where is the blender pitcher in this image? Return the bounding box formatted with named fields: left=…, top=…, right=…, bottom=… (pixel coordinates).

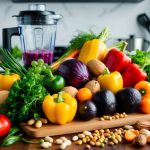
left=2, top=4, right=62, bottom=67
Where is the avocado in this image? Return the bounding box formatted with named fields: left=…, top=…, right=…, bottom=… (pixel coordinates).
left=93, top=90, right=116, bottom=116
left=78, top=101, right=97, bottom=121
left=116, top=88, right=141, bottom=113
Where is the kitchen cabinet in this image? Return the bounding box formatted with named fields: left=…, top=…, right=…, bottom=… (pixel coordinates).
left=12, top=0, right=144, bottom=3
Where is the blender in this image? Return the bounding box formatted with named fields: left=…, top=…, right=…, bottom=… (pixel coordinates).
left=2, top=4, right=62, bottom=67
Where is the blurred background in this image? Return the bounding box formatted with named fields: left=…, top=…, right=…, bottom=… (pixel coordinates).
left=0, top=0, right=149, bottom=48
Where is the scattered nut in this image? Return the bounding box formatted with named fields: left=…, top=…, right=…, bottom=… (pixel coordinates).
left=133, top=134, right=147, bottom=146
left=123, top=125, right=134, bottom=130
left=83, top=131, right=92, bottom=136
left=35, top=120, right=42, bottom=128
left=82, top=138, right=87, bottom=143
left=76, top=140, right=82, bottom=145
left=95, top=141, right=101, bottom=146
left=60, top=143, right=67, bottom=150
left=134, top=121, right=150, bottom=130
left=100, top=143, right=105, bottom=148
left=100, top=117, right=105, bottom=121
left=86, top=144, right=91, bottom=149
left=139, top=129, right=150, bottom=137
left=44, top=136, right=53, bottom=143
left=64, top=140, right=71, bottom=146
left=78, top=133, right=85, bottom=139
left=55, top=139, right=63, bottom=145
left=27, top=119, right=35, bottom=126
left=72, top=135, right=78, bottom=141
left=113, top=139, right=119, bottom=144
left=109, top=141, right=114, bottom=146
left=40, top=141, right=52, bottom=149
left=90, top=141, right=95, bottom=146
left=60, top=137, right=68, bottom=142
left=40, top=118, right=48, bottom=124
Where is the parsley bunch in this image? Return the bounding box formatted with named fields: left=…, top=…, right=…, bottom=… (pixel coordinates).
left=2, top=60, right=49, bottom=123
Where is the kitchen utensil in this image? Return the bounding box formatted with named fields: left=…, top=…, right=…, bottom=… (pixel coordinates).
left=20, top=113, right=150, bottom=138
left=118, top=35, right=150, bottom=51
left=2, top=4, right=62, bottom=67
left=137, top=13, right=150, bottom=33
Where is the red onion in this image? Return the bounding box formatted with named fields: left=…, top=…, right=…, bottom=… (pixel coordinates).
left=58, top=59, right=90, bottom=88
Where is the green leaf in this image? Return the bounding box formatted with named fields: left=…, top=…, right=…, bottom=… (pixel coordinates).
left=1, top=134, right=22, bottom=147
left=7, top=127, right=20, bottom=137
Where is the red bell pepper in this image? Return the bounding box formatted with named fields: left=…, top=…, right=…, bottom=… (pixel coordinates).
left=103, top=42, right=131, bottom=72
left=122, top=63, right=147, bottom=87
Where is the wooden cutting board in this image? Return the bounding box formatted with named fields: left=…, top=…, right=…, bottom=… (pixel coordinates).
left=20, top=113, right=150, bottom=138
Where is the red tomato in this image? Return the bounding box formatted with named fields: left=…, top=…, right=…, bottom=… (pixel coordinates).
left=0, top=114, right=11, bottom=137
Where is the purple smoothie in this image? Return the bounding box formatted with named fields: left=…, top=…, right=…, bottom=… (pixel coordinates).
left=23, top=50, right=53, bottom=67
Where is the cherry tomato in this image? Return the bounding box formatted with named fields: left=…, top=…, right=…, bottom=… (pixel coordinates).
left=0, top=114, right=11, bottom=137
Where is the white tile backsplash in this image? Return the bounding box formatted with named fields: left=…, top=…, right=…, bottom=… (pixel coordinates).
left=0, top=0, right=150, bottom=47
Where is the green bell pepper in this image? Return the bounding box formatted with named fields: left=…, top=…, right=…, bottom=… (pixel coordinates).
left=44, top=70, right=65, bottom=94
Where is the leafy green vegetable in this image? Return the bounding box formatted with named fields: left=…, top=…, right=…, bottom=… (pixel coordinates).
left=3, top=70, right=48, bottom=123
left=1, top=127, right=21, bottom=147
left=11, top=46, right=22, bottom=60
left=129, top=50, right=150, bottom=82
left=1, top=127, right=41, bottom=147
left=7, top=127, right=20, bottom=137
left=0, top=48, right=27, bottom=78
left=1, top=134, right=22, bottom=146
left=2, top=60, right=52, bottom=123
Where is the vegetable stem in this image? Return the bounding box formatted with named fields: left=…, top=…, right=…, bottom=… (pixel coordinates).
left=103, top=68, right=110, bottom=75
left=54, top=92, right=64, bottom=103
left=0, top=48, right=27, bottom=78
left=48, top=70, right=55, bottom=80
left=97, top=27, right=111, bottom=41
left=120, top=41, right=128, bottom=52
left=4, top=68, right=10, bottom=75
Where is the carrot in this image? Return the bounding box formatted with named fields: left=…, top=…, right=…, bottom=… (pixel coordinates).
left=50, top=49, right=79, bottom=70
left=125, top=129, right=139, bottom=142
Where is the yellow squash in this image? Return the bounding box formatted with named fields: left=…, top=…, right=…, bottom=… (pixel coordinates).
left=78, top=39, right=107, bottom=64
left=42, top=92, right=77, bottom=125
left=0, top=69, right=20, bottom=91
left=97, top=71, right=123, bottom=94
left=78, top=27, right=110, bottom=64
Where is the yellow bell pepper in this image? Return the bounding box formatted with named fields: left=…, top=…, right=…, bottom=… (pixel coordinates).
left=42, top=92, right=77, bottom=125
left=78, top=27, right=110, bottom=64
left=97, top=71, right=123, bottom=94
left=0, top=69, right=20, bottom=91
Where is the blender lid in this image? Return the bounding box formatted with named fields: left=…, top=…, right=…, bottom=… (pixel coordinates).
left=13, top=4, right=62, bottom=25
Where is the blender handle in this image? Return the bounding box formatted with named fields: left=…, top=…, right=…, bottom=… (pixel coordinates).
left=2, top=27, right=21, bottom=51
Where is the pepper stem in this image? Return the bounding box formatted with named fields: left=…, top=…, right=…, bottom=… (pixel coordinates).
left=4, top=68, right=10, bottom=75
left=120, top=41, right=128, bottom=52
left=54, top=92, right=64, bottom=103
left=115, top=41, right=128, bottom=52
left=48, top=69, right=55, bottom=80
left=97, top=27, right=111, bottom=42
left=139, top=89, right=146, bottom=95
left=103, top=68, right=110, bottom=75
